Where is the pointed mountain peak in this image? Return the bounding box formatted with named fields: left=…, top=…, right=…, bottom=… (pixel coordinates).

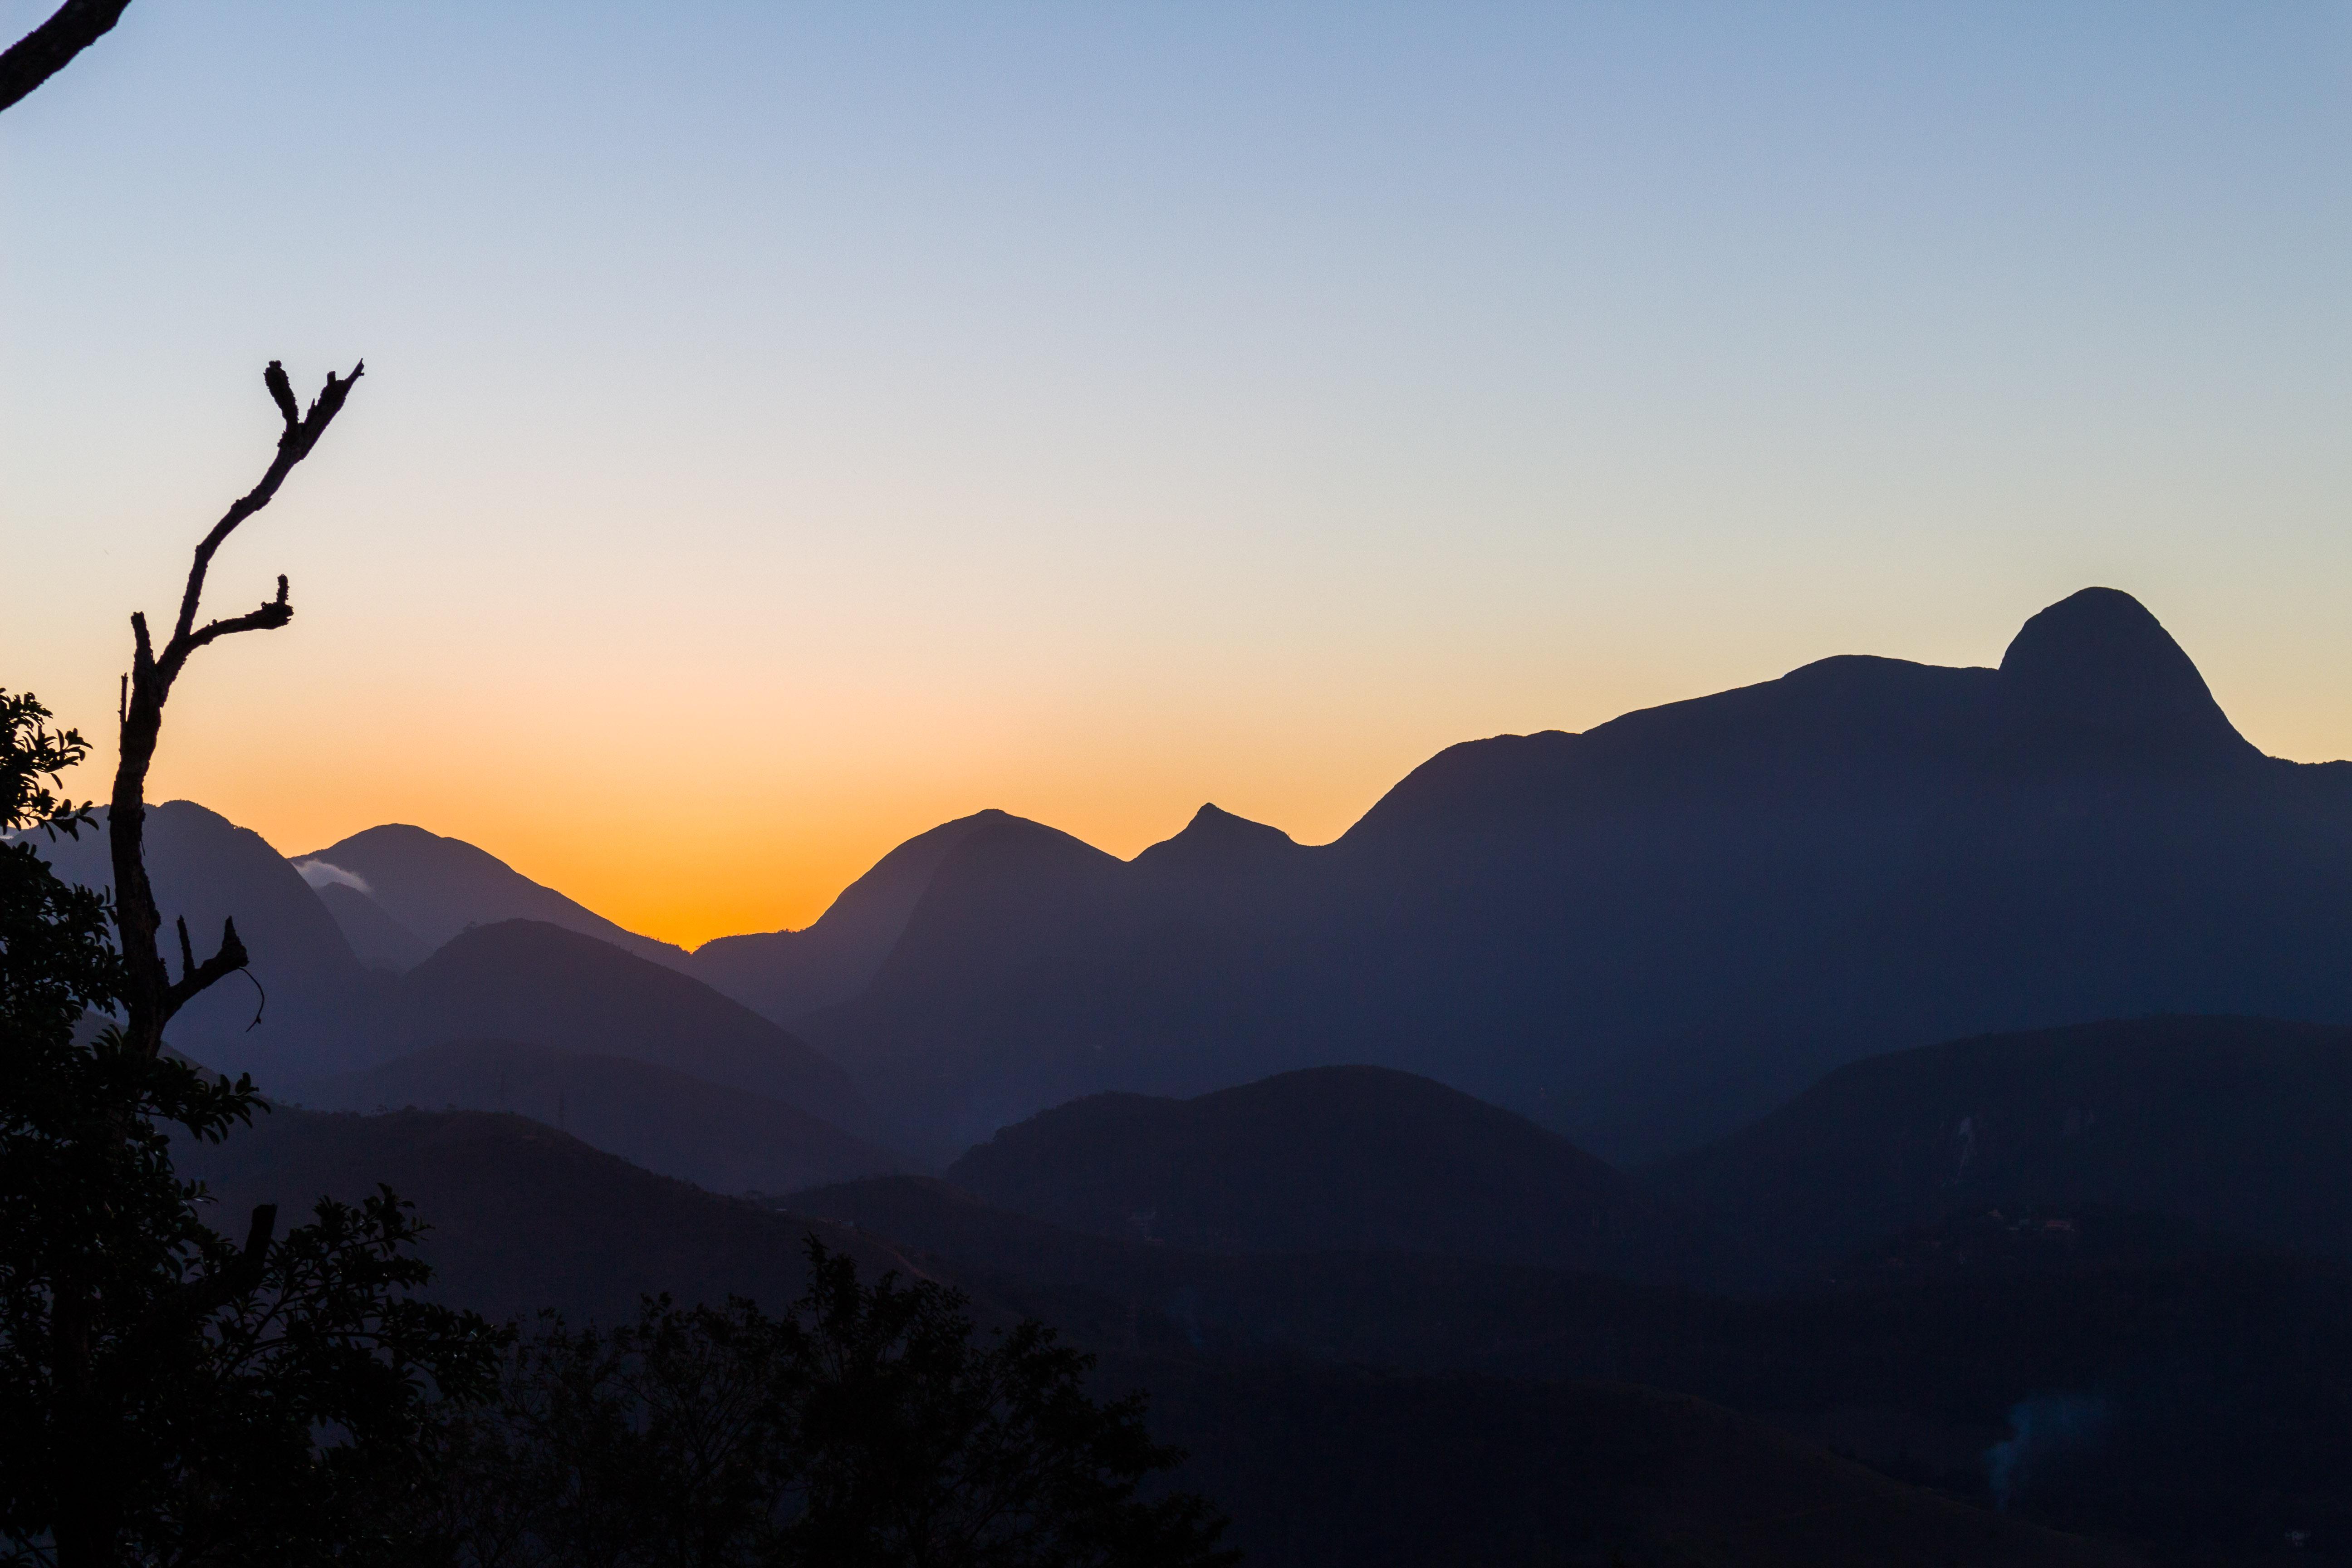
left=1997, top=588, right=2255, bottom=766
left=1133, top=804, right=1303, bottom=874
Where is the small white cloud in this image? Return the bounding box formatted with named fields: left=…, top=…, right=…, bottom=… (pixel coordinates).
left=294, top=858, right=371, bottom=894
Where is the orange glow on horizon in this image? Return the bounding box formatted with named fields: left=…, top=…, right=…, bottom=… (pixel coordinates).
left=58, top=566, right=2352, bottom=954
left=7, top=0, right=2348, bottom=956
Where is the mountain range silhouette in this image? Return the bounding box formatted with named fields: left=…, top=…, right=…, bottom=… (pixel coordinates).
left=44, top=586, right=2352, bottom=1165
left=105, top=578, right=2352, bottom=1561
left=794, top=587, right=2352, bottom=1157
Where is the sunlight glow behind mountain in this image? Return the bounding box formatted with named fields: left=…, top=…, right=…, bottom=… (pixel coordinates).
left=2, top=2, right=2345, bottom=944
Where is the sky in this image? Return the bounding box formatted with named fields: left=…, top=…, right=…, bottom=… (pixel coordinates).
left=2, top=2, right=2346, bottom=946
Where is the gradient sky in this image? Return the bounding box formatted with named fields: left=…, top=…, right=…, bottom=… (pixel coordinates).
left=3, top=2, right=2346, bottom=945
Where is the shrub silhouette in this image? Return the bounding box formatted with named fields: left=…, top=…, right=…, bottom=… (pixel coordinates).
left=424, top=1237, right=1236, bottom=1568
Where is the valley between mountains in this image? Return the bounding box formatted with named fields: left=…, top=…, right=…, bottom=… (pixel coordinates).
left=49, top=586, right=2352, bottom=1563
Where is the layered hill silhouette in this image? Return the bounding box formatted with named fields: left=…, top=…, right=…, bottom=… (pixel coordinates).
left=1145, top=1366, right=2142, bottom=1568
left=684, top=811, right=1004, bottom=1021
left=377, top=919, right=872, bottom=1132
left=947, top=1065, right=1691, bottom=1279
left=177, top=1106, right=2147, bottom=1565
left=288, top=1037, right=906, bottom=1194
left=312, top=878, right=431, bottom=971
left=29, top=812, right=882, bottom=1153
left=29, top=801, right=377, bottom=1082
left=767, top=587, right=2352, bottom=1159
left=179, top=1106, right=913, bottom=1324
left=49, top=586, right=2352, bottom=1176
left=783, top=1165, right=2352, bottom=1555
left=177, top=1011, right=2352, bottom=1558
left=296, top=822, right=686, bottom=971
left=1647, top=1013, right=2352, bottom=1289
left=804, top=806, right=1320, bottom=1151
left=27, top=802, right=890, bottom=1183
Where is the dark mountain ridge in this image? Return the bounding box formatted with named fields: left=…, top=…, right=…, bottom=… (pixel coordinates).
left=177, top=1107, right=2146, bottom=1565
left=52, top=588, right=2352, bottom=1183
left=313, top=878, right=431, bottom=971
left=296, top=822, right=686, bottom=971
left=26, top=801, right=378, bottom=1082
left=179, top=1107, right=915, bottom=1326
left=287, top=1037, right=907, bottom=1195
left=1130, top=802, right=1308, bottom=877
left=380, top=919, right=873, bottom=1133
left=1647, top=1013, right=2352, bottom=1289
left=784, top=1170, right=2345, bottom=1558
left=947, top=1064, right=1692, bottom=1279
left=683, top=810, right=1007, bottom=1021
left=787, top=588, right=2352, bottom=1160
left=29, top=808, right=885, bottom=1164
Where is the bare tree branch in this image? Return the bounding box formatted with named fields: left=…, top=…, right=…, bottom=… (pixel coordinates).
left=166, top=363, right=361, bottom=657
left=111, top=361, right=363, bottom=1059
left=0, top=0, right=134, bottom=116
left=165, top=575, right=293, bottom=676
left=166, top=915, right=249, bottom=1014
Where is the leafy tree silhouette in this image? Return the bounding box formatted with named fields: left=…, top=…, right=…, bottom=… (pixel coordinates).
left=4, top=27, right=505, bottom=1566
left=0, top=368, right=506, bottom=1568
left=423, top=1238, right=1237, bottom=1568
left=0, top=26, right=1235, bottom=1567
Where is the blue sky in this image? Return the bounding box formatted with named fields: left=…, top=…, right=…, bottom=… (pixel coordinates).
left=3, top=2, right=2345, bottom=939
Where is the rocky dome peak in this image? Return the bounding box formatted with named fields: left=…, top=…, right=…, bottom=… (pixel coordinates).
left=1996, top=588, right=2255, bottom=766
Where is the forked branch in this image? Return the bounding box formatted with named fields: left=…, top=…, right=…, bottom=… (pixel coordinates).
left=109, top=361, right=363, bottom=1059
left=169, top=914, right=250, bottom=1015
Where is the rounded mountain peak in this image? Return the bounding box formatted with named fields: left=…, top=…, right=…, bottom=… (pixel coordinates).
left=1997, top=588, right=2254, bottom=766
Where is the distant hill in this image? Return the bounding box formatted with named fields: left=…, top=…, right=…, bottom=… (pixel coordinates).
left=313, top=879, right=431, bottom=971
left=54, top=586, right=2352, bottom=1184
left=177, top=1107, right=915, bottom=1325
left=1646, top=1014, right=2352, bottom=1289
left=786, top=1171, right=1715, bottom=1371
left=1141, top=1365, right=2142, bottom=1568
left=684, top=811, right=1004, bottom=1022
left=29, top=801, right=377, bottom=1082
left=23, top=809, right=893, bottom=1122
left=808, top=805, right=1316, bottom=1152
left=295, top=822, right=686, bottom=970
left=287, top=1038, right=909, bottom=1195
left=175, top=1110, right=2141, bottom=1566
left=784, top=1172, right=2344, bottom=1556
left=793, top=588, right=2352, bottom=1160
left=1817, top=1202, right=2240, bottom=1289
left=946, top=1065, right=1693, bottom=1279
left=383, top=919, right=872, bottom=1133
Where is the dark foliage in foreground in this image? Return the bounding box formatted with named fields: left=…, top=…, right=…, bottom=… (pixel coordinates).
left=0, top=689, right=506, bottom=1567
left=417, top=1238, right=1235, bottom=1568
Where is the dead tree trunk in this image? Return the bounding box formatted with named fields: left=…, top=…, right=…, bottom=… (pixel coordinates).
left=48, top=362, right=359, bottom=1568
left=107, top=359, right=362, bottom=1063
